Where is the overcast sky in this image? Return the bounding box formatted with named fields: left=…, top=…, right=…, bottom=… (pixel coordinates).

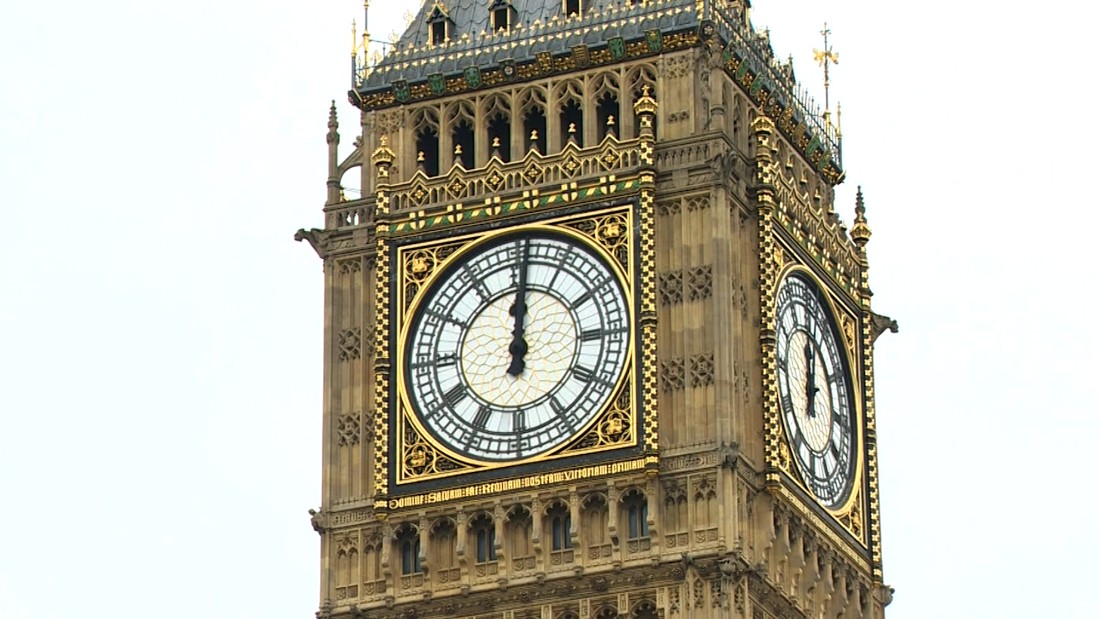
left=1, top=1, right=1096, bottom=617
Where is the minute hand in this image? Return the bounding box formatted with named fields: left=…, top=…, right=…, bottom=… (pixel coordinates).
left=506, top=239, right=531, bottom=377
left=804, top=341, right=819, bottom=418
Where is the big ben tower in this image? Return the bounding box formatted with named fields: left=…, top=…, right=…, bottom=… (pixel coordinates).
left=297, top=0, right=895, bottom=617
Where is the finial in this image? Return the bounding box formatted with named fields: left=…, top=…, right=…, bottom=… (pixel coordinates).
left=528, top=129, right=540, bottom=153
left=813, top=22, right=840, bottom=123
left=606, top=115, right=615, bottom=126
left=850, top=185, right=871, bottom=248
left=567, top=122, right=578, bottom=144
left=372, top=135, right=396, bottom=179
left=633, top=85, right=658, bottom=117
left=453, top=143, right=464, bottom=167
left=417, top=150, right=427, bottom=172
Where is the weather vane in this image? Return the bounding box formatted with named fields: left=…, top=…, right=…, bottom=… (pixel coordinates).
left=813, top=22, right=839, bottom=127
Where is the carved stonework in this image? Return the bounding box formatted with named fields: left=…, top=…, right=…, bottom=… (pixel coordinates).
left=658, top=270, right=684, bottom=305
left=337, top=412, right=361, bottom=447
left=685, top=196, right=711, bottom=212
left=689, top=353, right=715, bottom=388
left=687, top=265, right=712, bottom=301
left=338, top=328, right=361, bottom=361
left=655, top=199, right=681, bottom=216
left=659, top=358, right=685, bottom=392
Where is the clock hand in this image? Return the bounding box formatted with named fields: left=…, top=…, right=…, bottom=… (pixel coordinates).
left=506, top=239, right=531, bottom=377
left=804, top=341, right=818, bottom=418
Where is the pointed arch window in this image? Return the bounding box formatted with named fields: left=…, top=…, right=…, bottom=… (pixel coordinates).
left=563, top=0, right=582, bottom=18
left=426, top=4, right=451, bottom=46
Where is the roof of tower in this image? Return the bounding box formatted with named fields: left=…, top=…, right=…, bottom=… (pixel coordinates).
left=349, top=0, right=844, bottom=183
left=355, top=0, right=700, bottom=98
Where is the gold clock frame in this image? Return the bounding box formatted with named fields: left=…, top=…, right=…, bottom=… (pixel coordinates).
left=375, top=201, right=658, bottom=507
left=771, top=263, right=866, bottom=524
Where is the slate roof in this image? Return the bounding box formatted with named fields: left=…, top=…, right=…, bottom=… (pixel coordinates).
left=357, top=0, right=700, bottom=93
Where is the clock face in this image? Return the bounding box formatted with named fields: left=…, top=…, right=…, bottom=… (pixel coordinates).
left=775, top=273, right=856, bottom=510
left=403, top=231, right=630, bottom=462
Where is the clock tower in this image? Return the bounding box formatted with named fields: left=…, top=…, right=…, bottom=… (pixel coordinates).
left=297, top=1, right=895, bottom=618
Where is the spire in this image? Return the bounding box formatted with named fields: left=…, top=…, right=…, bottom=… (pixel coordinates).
left=326, top=100, right=339, bottom=144
left=813, top=22, right=839, bottom=125
left=850, top=186, right=871, bottom=249
left=326, top=101, right=341, bottom=203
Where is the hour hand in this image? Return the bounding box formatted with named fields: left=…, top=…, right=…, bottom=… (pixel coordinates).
left=506, top=240, right=531, bottom=377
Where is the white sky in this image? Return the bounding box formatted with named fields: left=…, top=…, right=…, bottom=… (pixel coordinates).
left=1, top=1, right=1096, bottom=617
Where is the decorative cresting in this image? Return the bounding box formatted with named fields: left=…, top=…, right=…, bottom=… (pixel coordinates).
left=769, top=157, right=862, bottom=299
left=331, top=133, right=645, bottom=234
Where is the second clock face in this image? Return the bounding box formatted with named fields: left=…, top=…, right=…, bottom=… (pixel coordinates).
left=403, top=230, right=630, bottom=462
left=775, top=273, right=857, bottom=510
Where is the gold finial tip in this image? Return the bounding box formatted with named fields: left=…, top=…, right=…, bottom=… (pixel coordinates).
left=606, top=115, right=615, bottom=126
left=633, top=86, right=658, bottom=115
left=454, top=144, right=463, bottom=154
left=851, top=185, right=871, bottom=246
left=492, top=136, right=501, bottom=147
left=371, top=135, right=396, bottom=166
left=417, top=150, right=426, bottom=161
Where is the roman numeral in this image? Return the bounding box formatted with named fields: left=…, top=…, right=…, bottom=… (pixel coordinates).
left=472, top=405, right=491, bottom=430
left=444, top=383, right=466, bottom=407
left=580, top=328, right=603, bottom=341
left=572, top=365, right=594, bottom=382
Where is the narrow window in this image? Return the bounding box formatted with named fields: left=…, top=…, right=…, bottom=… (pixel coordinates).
left=559, top=98, right=583, bottom=147
left=624, top=491, right=649, bottom=540
left=400, top=535, right=421, bottom=574
left=415, top=126, right=440, bottom=177
left=564, top=0, right=581, bottom=17
left=524, top=107, right=547, bottom=153
left=597, top=92, right=619, bottom=140
left=476, top=527, right=497, bottom=562
left=488, top=112, right=510, bottom=162
left=550, top=507, right=572, bottom=550
left=452, top=119, right=474, bottom=168
left=491, top=0, right=511, bottom=32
